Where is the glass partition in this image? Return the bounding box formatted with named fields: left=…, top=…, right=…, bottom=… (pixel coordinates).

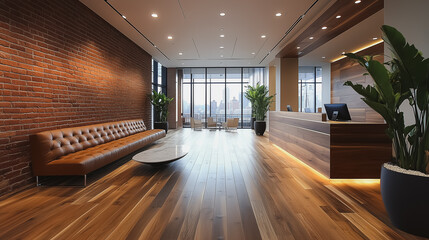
left=299, top=66, right=322, bottom=113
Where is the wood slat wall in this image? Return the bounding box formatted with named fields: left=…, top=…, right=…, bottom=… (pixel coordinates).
left=331, top=43, right=385, bottom=123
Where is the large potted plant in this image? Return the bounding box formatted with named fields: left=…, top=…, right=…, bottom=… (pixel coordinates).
left=253, top=83, right=275, bottom=136
left=344, top=25, right=429, bottom=237
left=244, top=85, right=257, bottom=129
left=149, top=90, right=173, bottom=134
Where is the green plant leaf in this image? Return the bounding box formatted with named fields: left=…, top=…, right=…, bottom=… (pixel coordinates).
left=344, top=25, right=429, bottom=172
left=344, top=81, right=379, bottom=102
left=405, top=124, right=416, bottom=136
left=251, top=83, right=275, bottom=121
left=383, top=25, right=428, bottom=89
left=149, top=90, right=172, bottom=122
left=366, top=60, right=395, bottom=107
left=417, top=81, right=429, bottom=111
left=408, top=126, right=416, bottom=145
left=362, top=99, right=393, bottom=124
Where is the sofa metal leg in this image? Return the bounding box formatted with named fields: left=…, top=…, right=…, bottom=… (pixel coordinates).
left=83, top=175, right=87, bottom=187
left=36, top=176, right=40, bottom=186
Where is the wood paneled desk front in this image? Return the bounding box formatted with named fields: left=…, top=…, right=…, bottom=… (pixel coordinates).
left=269, top=111, right=392, bottom=179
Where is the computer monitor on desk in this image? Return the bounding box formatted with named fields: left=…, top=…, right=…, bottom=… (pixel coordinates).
left=324, top=103, right=352, bottom=121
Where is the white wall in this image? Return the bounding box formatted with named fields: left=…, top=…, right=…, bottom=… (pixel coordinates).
left=385, top=0, right=429, bottom=125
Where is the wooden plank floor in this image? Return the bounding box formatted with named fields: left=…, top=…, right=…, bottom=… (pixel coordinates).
left=0, top=129, right=425, bottom=240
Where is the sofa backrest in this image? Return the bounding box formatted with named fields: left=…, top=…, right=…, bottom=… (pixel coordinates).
left=30, top=119, right=146, bottom=168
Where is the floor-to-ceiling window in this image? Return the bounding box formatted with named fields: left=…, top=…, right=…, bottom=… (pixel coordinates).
left=181, top=67, right=265, bottom=128
left=152, top=60, right=167, bottom=93
left=182, top=69, right=191, bottom=126
left=207, top=68, right=225, bottom=124
left=298, top=66, right=322, bottom=112
left=192, top=68, right=206, bottom=124
left=151, top=60, right=167, bottom=126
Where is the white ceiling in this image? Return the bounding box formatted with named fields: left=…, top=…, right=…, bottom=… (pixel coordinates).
left=299, top=9, right=384, bottom=66
left=80, top=0, right=332, bottom=68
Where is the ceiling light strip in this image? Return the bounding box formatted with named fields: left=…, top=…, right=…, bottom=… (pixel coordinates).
left=259, top=0, right=320, bottom=64
left=104, top=0, right=170, bottom=60
left=331, top=39, right=384, bottom=62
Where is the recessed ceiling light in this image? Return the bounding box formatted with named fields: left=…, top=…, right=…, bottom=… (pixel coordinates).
left=373, top=37, right=378, bottom=40
left=322, top=56, right=326, bottom=59
left=261, top=35, right=266, bottom=38
left=122, top=15, right=126, bottom=19
left=336, top=15, right=341, bottom=19
left=297, top=47, right=300, bottom=49
left=220, top=34, right=225, bottom=38
left=167, top=36, right=173, bottom=40
left=179, top=52, right=183, bottom=55
left=220, top=46, right=224, bottom=49
left=220, top=12, right=226, bottom=16
left=275, top=13, right=282, bottom=17
left=355, top=0, right=361, bottom=3
left=309, top=37, right=314, bottom=40
left=151, top=13, right=158, bottom=18
left=251, top=52, right=255, bottom=55
left=342, top=51, right=346, bottom=54
left=322, top=26, right=327, bottom=30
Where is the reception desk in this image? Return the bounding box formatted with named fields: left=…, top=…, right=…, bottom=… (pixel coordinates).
left=269, top=111, right=391, bottom=179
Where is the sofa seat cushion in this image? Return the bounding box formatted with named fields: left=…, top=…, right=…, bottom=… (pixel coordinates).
left=42, top=129, right=166, bottom=175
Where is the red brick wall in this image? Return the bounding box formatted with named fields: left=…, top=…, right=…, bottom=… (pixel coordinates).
left=0, top=0, right=153, bottom=196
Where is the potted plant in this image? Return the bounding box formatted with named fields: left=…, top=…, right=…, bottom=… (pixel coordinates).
left=244, top=85, right=257, bottom=129
left=149, top=90, right=173, bottom=134
left=252, top=83, right=275, bottom=136
left=344, top=25, right=429, bottom=237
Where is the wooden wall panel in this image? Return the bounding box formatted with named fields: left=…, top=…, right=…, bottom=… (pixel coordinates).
left=280, top=58, right=299, bottom=111
left=331, top=43, right=385, bottom=123
left=276, top=0, right=383, bottom=58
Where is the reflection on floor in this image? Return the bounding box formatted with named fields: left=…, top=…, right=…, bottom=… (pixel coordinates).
left=0, top=129, right=424, bottom=239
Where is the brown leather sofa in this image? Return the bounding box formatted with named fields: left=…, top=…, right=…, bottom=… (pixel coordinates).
left=29, top=119, right=166, bottom=185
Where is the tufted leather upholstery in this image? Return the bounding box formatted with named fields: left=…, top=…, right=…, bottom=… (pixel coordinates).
left=30, top=119, right=166, bottom=176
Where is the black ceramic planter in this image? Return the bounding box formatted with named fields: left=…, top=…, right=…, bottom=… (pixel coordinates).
left=154, top=122, right=169, bottom=134
left=380, top=165, right=429, bottom=238
left=254, top=121, right=266, bottom=136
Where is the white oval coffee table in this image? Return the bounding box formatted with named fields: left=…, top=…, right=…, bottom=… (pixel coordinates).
left=133, top=144, right=189, bottom=164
